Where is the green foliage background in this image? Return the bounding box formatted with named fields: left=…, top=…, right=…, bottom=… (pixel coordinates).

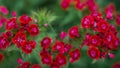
left=0, top=0, right=120, bottom=68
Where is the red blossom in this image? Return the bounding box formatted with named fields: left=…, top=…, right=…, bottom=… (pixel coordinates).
left=52, top=41, right=64, bottom=53
left=19, top=15, right=32, bottom=25
left=55, top=53, right=67, bottom=66
left=12, top=31, right=26, bottom=48
left=69, top=48, right=81, bottom=63
left=60, top=0, right=71, bottom=10
left=68, top=26, right=79, bottom=38
left=22, top=40, right=36, bottom=54
left=96, top=20, right=109, bottom=32
left=88, top=35, right=101, bottom=46
left=6, top=17, right=18, bottom=30
left=0, top=36, right=9, bottom=49
left=0, top=53, right=4, bottom=63
left=28, top=24, right=40, bottom=36
left=116, top=14, right=120, bottom=26
left=81, top=15, right=94, bottom=29
left=59, top=31, right=67, bottom=39
left=87, top=46, right=100, bottom=60
left=50, top=62, right=60, bottom=68
left=41, top=54, right=52, bottom=65
left=40, top=37, right=52, bottom=48
left=32, top=64, right=41, bottom=68
left=21, top=62, right=30, bottom=68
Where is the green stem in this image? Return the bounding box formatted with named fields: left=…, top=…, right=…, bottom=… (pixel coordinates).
left=48, top=23, right=57, bottom=37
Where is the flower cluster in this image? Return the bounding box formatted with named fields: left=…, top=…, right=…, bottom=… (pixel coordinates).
left=0, top=6, right=40, bottom=65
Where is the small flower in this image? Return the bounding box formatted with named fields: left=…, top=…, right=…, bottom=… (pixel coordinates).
left=21, top=62, right=30, bottom=68
left=6, top=17, right=18, bottom=30
left=0, top=53, right=4, bottom=63
left=50, top=62, right=60, bottom=68
left=52, top=41, right=64, bottom=53
left=108, top=53, right=115, bottom=59
left=96, top=20, right=109, bottom=32
left=22, top=40, right=36, bottom=54
left=19, top=15, right=32, bottom=25
left=75, top=2, right=85, bottom=10
left=55, top=53, right=67, bottom=66
left=112, top=62, right=120, bottom=68
left=63, top=44, right=72, bottom=53
left=60, top=0, right=71, bottom=10
left=88, top=35, right=101, bottom=46
left=12, top=11, right=17, bottom=17
left=32, top=64, right=41, bottom=68
left=40, top=37, right=52, bottom=48
left=41, top=54, right=52, bottom=65
left=69, top=48, right=81, bottom=63
left=81, top=15, right=94, bottom=29
left=12, top=31, right=26, bottom=48
left=0, top=6, right=9, bottom=15
left=87, top=46, right=100, bottom=60
left=59, top=31, right=67, bottom=39
left=116, top=14, right=120, bottom=26
left=86, top=0, right=99, bottom=12
left=0, top=36, right=9, bottom=49
left=68, top=26, right=79, bottom=38
left=17, top=58, right=23, bottom=64
left=28, top=24, right=40, bottom=36
left=44, top=23, right=48, bottom=27
left=33, top=19, right=37, bottom=23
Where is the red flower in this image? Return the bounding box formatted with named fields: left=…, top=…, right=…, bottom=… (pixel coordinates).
left=0, top=53, right=4, bottom=63
left=112, top=62, right=120, bottom=68
left=60, top=0, right=71, bottom=10
left=103, top=32, right=115, bottom=45
left=68, top=26, right=79, bottom=38
left=12, top=31, right=26, bottom=48
left=87, top=46, right=100, bottom=60
left=0, top=36, right=9, bottom=49
left=21, top=62, right=30, bottom=68
left=111, top=37, right=119, bottom=50
left=89, top=35, right=101, bottom=46
left=59, top=31, right=67, bottom=39
left=116, top=14, right=120, bottom=26
left=19, top=15, right=32, bottom=25
left=75, top=2, right=85, bottom=10
left=22, top=40, right=36, bottom=54
left=50, top=62, right=60, bottom=68
left=6, top=17, right=18, bottom=30
left=40, top=48, right=50, bottom=56
left=32, top=64, right=41, bottom=68
left=86, top=0, right=99, bottom=12
left=55, top=53, right=67, bottom=66
left=69, top=48, right=81, bottom=63
left=28, top=24, right=40, bottom=36
left=81, top=15, right=94, bottom=29
left=41, top=54, right=52, bottom=65
left=96, top=20, right=109, bottom=32
left=40, top=37, right=52, bottom=48
left=17, top=58, right=23, bottom=64
left=2, top=31, right=12, bottom=38
left=63, top=44, right=72, bottom=53
left=52, top=41, right=64, bottom=53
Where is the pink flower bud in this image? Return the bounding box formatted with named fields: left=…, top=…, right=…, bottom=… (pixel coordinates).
left=108, top=53, right=115, bottom=59
left=12, top=11, right=17, bottom=17
left=33, top=19, right=37, bottom=23
left=59, top=31, right=67, bottom=39
left=44, top=23, right=48, bottom=27
left=17, top=58, right=23, bottom=64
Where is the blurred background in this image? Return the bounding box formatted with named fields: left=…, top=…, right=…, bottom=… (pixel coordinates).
left=0, top=0, right=120, bottom=68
